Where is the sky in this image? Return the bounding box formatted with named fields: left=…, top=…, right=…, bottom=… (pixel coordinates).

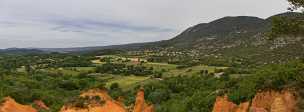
left=0, top=0, right=291, bottom=48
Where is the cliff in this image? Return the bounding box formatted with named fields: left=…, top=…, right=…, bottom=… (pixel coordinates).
left=0, top=89, right=153, bottom=112
left=0, top=97, right=37, bottom=112
left=133, top=89, right=154, bottom=112
left=1, top=89, right=297, bottom=112
left=212, top=90, right=298, bottom=112
left=60, top=89, right=127, bottom=112
left=60, top=89, right=154, bottom=112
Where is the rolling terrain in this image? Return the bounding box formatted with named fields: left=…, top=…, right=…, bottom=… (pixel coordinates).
left=0, top=12, right=303, bottom=112
left=5, top=12, right=299, bottom=66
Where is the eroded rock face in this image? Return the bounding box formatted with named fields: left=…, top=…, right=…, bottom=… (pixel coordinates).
left=133, top=89, right=154, bottom=112
left=60, top=89, right=127, bottom=112
left=251, top=90, right=297, bottom=112
left=0, top=89, right=154, bottom=112
left=0, top=97, right=37, bottom=112
left=34, top=100, right=50, bottom=110
left=235, top=102, right=250, bottom=112
left=212, top=95, right=237, bottom=112
left=60, top=89, right=154, bottom=112
left=212, top=90, right=298, bottom=112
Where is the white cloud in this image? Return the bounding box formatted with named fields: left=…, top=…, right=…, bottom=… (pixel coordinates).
left=0, top=0, right=290, bottom=48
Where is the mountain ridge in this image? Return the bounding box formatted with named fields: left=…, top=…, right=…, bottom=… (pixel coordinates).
left=2, top=12, right=302, bottom=54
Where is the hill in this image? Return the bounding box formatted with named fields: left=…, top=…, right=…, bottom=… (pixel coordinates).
left=0, top=48, right=45, bottom=55
left=166, top=16, right=269, bottom=48
left=31, top=12, right=304, bottom=66
left=38, top=12, right=302, bottom=51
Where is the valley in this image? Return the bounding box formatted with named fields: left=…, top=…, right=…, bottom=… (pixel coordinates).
left=0, top=3, right=303, bottom=112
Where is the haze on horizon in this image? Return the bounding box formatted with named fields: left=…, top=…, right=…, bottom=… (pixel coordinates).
left=0, top=0, right=290, bottom=48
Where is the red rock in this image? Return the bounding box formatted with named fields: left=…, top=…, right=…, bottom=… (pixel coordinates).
left=212, top=95, right=237, bottom=112
left=0, top=97, right=37, bottom=112
left=251, top=90, right=297, bottom=112
left=34, top=100, right=49, bottom=110
left=60, top=89, right=154, bottom=112
left=250, top=107, right=268, bottom=112
left=133, top=89, right=154, bottom=112
left=212, top=90, right=298, bottom=112
left=235, top=102, right=250, bottom=112
left=60, top=89, right=127, bottom=112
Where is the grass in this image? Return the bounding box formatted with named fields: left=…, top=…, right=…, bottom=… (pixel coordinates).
left=40, top=66, right=150, bottom=90
left=44, top=67, right=96, bottom=75
left=105, top=75, right=150, bottom=90
left=16, top=55, right=229, bottom=92
left=65, top=67, right=95, bottom=71
left=90, top=55, right=229, bottom=90
left=229, top=74, right=252, bottom=78
left=91, top=60, right=106, bottom=65
left=17, top=67, right=26, bottom=73
left=143, top=62, right=177, bottom=71
left=94, top=58, right=228, bottom=78
left=142, top=62, right=228, bottom=77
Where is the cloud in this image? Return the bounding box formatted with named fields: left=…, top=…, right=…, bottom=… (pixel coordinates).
left=0, top=0, right=290, bottom=48
left=48, top=17, right=173, bottom=33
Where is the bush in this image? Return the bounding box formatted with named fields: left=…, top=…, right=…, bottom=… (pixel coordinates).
left=132, top=60, right=304, bottom=111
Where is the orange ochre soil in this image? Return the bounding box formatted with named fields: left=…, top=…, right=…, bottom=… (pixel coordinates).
left=212, top=89, right=298, bottom=112
left=0, top=89, right=299, bottom=112
left=60, top=89, right=154, bottom=112
left=0, top=89, right=154, bottom=112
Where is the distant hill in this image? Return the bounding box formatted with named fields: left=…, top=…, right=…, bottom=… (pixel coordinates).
left=37, top=41, right=161, bottom=53
left=267, top=12, right=304, bottom=20
left=3, top=12, right=301, bottom=66
left=165, top=16, right=270, bottom=48
left=31, top=12, right=304, bottom=65
left=0, top=48, right=45, bottom=55
left=38, top=16, right=267, bottom=52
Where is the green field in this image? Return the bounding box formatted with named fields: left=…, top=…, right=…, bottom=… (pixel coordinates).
left=33, top=55, right=229, bottom=91
left=105, top=75, right=150, bottom=90
left=143, top=62, right=227, bottom=77
left=40, top=67, right=95, bottom=75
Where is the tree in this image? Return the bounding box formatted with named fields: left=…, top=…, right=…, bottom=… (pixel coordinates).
left=288, top=0, right=304, bottom=11
left=269, top=16, right=303, bottom=37
left=25, top=64, right=33, bottom=74
left=110, top=83, right=120, bottom=90
left=269, top=0, right=304, bottom=38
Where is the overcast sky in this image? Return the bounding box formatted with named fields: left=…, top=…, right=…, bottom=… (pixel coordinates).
left=0, top=0, right=290, bottom=48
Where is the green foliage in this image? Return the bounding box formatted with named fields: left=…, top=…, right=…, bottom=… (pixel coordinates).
left=288, top=0, right=304, bottom=11
left=0, top=51, right=303, bottom=112
left=222, top=67, right=252, bottom=74
left=254, top=60, right=304, bottom=89
left=109, top=83, right=124, bottom=99
left=110, top=83, right=120, bottom=90
left=132, top=61, right=304, bottom=112
left=67, top=96, right=105, bottom=109
left=269, top=16, right=304, bottom=38
left=269, top=1, right=304, bottom=38
left=95, top=63, right=153, bottom=76
left=0, top=71, right=105, bottom=111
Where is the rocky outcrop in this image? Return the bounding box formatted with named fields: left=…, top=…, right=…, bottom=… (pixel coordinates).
left=212, top=90, right=298, bottom=112
left=212, top=95, right=237, bottom=112
left=34, top=100, right=50, bottom=110
left=251, top=90, right=297, bottom=112
left=133, top=89, right=154, bottom=112
left=60, top=89, right=127, bottom=112
left=0, top=97, right=37, bottom=112
left=212, top=95, right=250, bottom=112
left=0, top=89, right=153, bottom=112
left=60, top=89, right=154, bottom=112
left=235, top=102, right=250, bottom=112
